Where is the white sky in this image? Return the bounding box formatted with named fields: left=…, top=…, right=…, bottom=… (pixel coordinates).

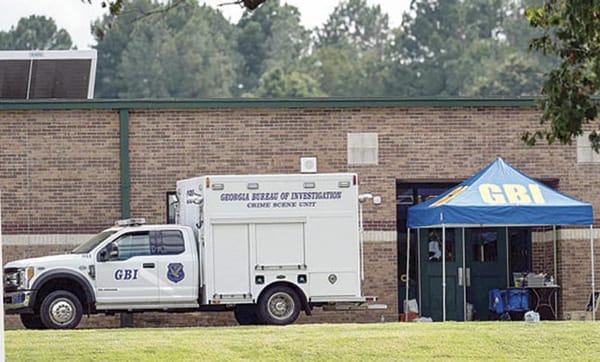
left=0, top=0, right=411, bottom=49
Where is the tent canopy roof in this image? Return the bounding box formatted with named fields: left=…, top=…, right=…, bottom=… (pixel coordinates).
left=407, top=158, right=593, bottom=228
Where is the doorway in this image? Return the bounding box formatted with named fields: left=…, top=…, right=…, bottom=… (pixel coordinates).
left=397, top=182, right=459, bottom=318
left=418, top=227, right=520, bottom=321
left=397, top=181, right=534, bottom=321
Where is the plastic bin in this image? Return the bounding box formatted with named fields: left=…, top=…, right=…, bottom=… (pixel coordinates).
left=489, top=288, right=529, bottom=314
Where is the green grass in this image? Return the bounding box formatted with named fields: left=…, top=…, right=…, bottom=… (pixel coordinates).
left=5, top=321, right=600, bottom=361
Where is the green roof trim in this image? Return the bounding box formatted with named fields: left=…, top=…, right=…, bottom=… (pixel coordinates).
left=0, top=97, right=538, bottom=110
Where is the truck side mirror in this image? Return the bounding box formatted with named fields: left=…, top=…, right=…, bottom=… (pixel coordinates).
left=98, top=247, right=109, bottom=262
left=109, top=243, right=119, bottom=259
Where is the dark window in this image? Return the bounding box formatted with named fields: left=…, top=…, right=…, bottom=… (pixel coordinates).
left=159, top=230, right=185, bottom=255
left=472, top=230, right=498, bottom=262
left=427, top=228, right=456, bottom=262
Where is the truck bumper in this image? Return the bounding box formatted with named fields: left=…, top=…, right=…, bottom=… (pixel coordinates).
left=3, top=291, right=33, bottom=314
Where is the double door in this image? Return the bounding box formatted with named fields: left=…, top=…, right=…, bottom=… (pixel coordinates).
left=419, top=227, right=508, bottom=321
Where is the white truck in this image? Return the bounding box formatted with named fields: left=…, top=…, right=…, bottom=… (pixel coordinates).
left=4, top=173, right=381, bottom=329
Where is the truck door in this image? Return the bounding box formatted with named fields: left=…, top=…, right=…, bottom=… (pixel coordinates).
left=156, top=230, right=198, bottom=304
left=95, top=231, right=159, bottom=305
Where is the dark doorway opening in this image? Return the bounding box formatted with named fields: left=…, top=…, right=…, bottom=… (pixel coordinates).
left=396, top=181, right=459, bottom=318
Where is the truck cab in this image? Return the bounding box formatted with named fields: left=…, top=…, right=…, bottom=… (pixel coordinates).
left=4, top=219, right=199, bottom=329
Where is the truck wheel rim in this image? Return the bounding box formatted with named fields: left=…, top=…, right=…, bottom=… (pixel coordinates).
left=267, top=292, right=294, bottom=321
left=49, top=298, right=76, bottom=326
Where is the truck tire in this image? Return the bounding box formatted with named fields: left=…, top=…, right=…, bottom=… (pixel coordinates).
left=234, top=305, right=260, bottom=325
left=257, top=285, right=301, bottom=325
left=39, top=290, right=83, bottom=329
left=20, top=314, right=46, bottom=329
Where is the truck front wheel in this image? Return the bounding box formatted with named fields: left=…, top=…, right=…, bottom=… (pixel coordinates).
left=39, top=290, right=83, bottom=329
left=20, top=314, right=46, bottom=329
left=257, top=286, right=300, bottom=325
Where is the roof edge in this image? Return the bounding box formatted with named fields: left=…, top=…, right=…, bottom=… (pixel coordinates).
left=0, top=97, right=537, bottom=111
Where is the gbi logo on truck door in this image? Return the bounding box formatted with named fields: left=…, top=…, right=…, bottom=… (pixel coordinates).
left=95, top=231, right=160, bottom=304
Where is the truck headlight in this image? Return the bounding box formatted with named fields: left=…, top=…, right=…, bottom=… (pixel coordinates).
left=4, top=267, right=34, bottom=291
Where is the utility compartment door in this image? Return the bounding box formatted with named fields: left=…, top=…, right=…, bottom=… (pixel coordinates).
left=212, top=224, right=251, bottom=297
left=255, top=222, right=305, bottom=268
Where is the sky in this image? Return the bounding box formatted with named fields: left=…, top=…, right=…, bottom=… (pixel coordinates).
left=0, top=0, right=412, bottom=49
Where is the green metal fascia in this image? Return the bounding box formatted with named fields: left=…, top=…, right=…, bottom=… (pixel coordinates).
left=119, top=109, right=130, bottom=219
left=0, top=97, right=538, bottom=111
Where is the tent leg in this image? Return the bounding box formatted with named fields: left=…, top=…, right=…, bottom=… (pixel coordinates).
left=462, top=228, right=466, bottom=321
left=405, top=228, right=411, bottom=320
left=417, top=229, right=422, bottom=314
left=553, top=225, right=558, bottom=318
left=506, top=227, right=510, bottom=288
left=553, top=225, right=557, bottom=282
left=592, top=225, right=596, bottom=322
left=442, top=225, right=446, bottom=322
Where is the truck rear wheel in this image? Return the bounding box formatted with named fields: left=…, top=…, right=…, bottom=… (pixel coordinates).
left=234, top=305, right=260, bottom=325
left=20, top=314, right=46, bottom=329
left=257, top=286, right=300, bottom=325
left=39, top=290, right=83, bottom=329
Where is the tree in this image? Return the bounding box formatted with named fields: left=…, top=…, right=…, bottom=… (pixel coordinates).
left=523, top=1, right=600, bottom=151
left=385, top=0, right=507, bottom=96
left=236, top=0, right=309, bottom=94
left=93, top=0, right=156, bottom=98
left=316, top=0, right=390, bottom=54
left=308, top=0, right=390, bottom=97
left=85, top=0, right=268, bottom=15
left=0, top=15, right=73, bottom=50
left=115, top=2, right=239, bottom=98
left=254, top=68, right=325, bottom=98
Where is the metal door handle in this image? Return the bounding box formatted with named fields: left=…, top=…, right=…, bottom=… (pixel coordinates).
left=466, top=267, right=471, bottom=287
left=458, top=267, right=464, bottom=286
left=143, top=263, right=155, bottom=269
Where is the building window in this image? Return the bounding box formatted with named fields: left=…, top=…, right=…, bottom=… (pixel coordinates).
left=166, top=192, right=178, bottom=224
left=577, top=132, right=600, bottom=163
left=347, top=133, right=378, bottom=165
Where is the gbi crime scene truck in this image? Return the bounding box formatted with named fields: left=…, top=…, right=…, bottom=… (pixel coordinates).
left=4, top=173, right=382, bottom=329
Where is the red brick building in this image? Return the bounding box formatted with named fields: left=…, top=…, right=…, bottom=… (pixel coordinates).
left=1, top=98, right=598, bottom=328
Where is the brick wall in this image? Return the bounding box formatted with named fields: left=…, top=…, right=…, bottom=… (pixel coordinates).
left=0, top=110, right=121, bottom=233
left=557, top=231, right=600, bottom=317
left=2, top=104, right=600, bottom=327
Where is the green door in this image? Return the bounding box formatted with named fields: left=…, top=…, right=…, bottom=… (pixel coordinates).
left=465, top=228, right=508, bottom=321
left=419, top=228, right=464, bottom=321
left=420, top=227, right=510, bottom=321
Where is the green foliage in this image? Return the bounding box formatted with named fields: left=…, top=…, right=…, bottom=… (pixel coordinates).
left=6, top=0, right=575, bottom=102
left=94, top=0, right=239, bottom=98
left=255, top=68, right=324, bottom=98
left=316, top=0, right=389, bottom=53
left=386, top=0, right=508, bottom=96
left=93, top=0, right=155, bottom=98
left=0, top=15, right=73, bottom=50
left=236, top=0, right=310, bottom=94
left=523, top=0, right=600, bottom=151
left=309, top=0, right=389, bottom=97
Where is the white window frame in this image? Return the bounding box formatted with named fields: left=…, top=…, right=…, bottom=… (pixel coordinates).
left=347, top=133, right=379, bottom=165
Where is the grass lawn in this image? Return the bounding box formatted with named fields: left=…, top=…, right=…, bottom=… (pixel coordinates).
left=5, top=321, right=600, bottom=361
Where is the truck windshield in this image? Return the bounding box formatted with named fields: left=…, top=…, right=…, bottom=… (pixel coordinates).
left=71, top=230, right=118, bottom=254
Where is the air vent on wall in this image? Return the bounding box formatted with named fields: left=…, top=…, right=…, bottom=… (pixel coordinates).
left=300, top=157, right=317, bottom=173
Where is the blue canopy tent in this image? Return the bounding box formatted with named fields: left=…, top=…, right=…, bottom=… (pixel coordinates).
left=405, top=158, right=595, bottom=321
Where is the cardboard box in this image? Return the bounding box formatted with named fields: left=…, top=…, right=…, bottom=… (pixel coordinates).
left=400, top=312, right=419, bottom=322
